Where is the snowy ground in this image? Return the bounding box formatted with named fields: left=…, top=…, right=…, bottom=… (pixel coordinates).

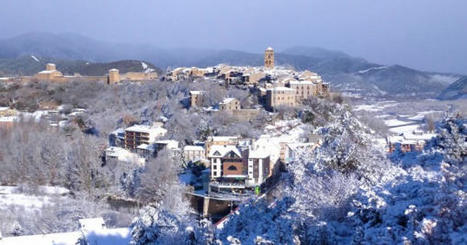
left=0, top=186, right=69, bottom=211
left=1, top=227, right=131, bottom=245
left=353, top=100, right=399, bottom=112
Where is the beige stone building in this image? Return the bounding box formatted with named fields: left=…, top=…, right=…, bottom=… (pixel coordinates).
left=189, top=90, right=205, bottom=107
left=189, top=68, right=207, bottom=78
left=108, top=69, right=120, bottom=84
left=219, top=98, right=240, bottom=111
left=264, top=47, right=274, bottom=69
left=34, top=63, right=66, bottom=82
left=266, top=87, right=296, bottom=110
left=123, top=71, right=158, bottom=81
left=108, top=69, right=158, bottom=84
left=288, top=80, right=317, bottom=102
left=242, top=69, right=266, bottom=85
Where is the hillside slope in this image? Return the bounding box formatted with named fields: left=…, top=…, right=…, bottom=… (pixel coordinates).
left=438, top=76, right=467, bottom=100
left=0, top=56, right=161, bottom=76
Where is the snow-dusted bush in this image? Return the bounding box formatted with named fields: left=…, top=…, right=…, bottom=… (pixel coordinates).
left=131, top=204, right=210, bottom=245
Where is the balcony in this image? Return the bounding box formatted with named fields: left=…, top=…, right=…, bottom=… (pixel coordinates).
left=209, top=181, right=246, bottom=189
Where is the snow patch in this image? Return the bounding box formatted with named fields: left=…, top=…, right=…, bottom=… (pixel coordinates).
left=31, top=55, right=39, bottom=62
left=357, top=65, right=388, bottom=74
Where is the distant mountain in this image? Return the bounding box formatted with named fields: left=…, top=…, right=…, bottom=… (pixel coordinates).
left=350, top=65, right=457, bottom=95
left=438, top=76, right=467, bottom=100
left=279, top=46, right=378, bottom=74
left=279, top=47, right=459, bottom=97
left=0, top=55, right=161, bottom=76
left=0, top=32, right=462, bottom=98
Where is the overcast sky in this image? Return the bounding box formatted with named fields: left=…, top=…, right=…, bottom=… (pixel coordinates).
left=1, top=0, right=466, bottom=74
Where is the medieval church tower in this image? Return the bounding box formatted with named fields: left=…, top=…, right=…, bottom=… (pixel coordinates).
left=264, top=47, right=274, bottom=69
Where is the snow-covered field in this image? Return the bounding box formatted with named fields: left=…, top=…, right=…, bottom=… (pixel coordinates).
left=353, top=101, right=399, bottom=112
left=0, top=186, right=69, bottom=210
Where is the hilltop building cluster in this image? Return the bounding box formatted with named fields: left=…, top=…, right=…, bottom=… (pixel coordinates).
left=3, top=63, right=158, bottom=84
left=171, top=47, right=329, bottom=111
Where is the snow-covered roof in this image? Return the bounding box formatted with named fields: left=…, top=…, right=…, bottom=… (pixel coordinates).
left=125, top=124, right=167, bottom=143
left=267, top=87, right=295, bottom=92
left=83, top=227, right=131, bottom=245
left=136, top=143, right=155, bottom=151
left=184, top=145, right=205, bottom=151
left=105, top=147, right=145, bottom=165
left=289, top=80, right=316, bottom=85
left=208, top=136, right=239, bottom=142
left=38, top=70, right=58, bottom=74
left=154, top=140, right=179, bottom=149
left=208, top=145, right=242, bottom=158
left=190, top=90, right=204, bottom=95
left=220, top=97, right=238, bottom=104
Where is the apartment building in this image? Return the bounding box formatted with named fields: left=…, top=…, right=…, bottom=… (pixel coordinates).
left=124, top=124, right=167, bottom=150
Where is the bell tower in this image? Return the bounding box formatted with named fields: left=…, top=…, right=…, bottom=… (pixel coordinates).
left=264, top=47, right=274, bottom=69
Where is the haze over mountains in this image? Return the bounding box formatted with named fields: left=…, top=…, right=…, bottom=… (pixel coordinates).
left=0, top=32, right=463, bottom=98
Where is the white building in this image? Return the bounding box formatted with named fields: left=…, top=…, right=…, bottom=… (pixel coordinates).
left=105, top=146, right=146, bottom=166
left=246, top=148, right=270, bottom=187
left=124, top=124, right=167, bottom=150
left=183, top=145, right=206, bottom=163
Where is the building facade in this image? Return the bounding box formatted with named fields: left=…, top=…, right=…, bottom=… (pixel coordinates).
left=208, top=145, right=248, bottom=193
left=219, top=98, right=240, bottom=111
left=108, top=69, right=120, bottom=84
left=124, top=124, right=167, bottom=150
left=183, top=145, right=206, bottom=163
left=189, top=91, right=205, bottom=108
left=34, top=63, right=66, bottom=82
left=205, top=136, right=239, bottom=159
left=246, top=150, right=270, bottom=187
left=265, top=87, right=297, bottom=110
left=288, top=81, right=317, bottom=102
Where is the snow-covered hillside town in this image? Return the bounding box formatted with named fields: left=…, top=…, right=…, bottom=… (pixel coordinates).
left=1, top=2, right=467, bottom=243
left=1, top=44, right=465, bottom=244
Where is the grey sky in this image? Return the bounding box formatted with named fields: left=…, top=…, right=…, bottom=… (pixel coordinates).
left=1, top=0, right=466, bottom=74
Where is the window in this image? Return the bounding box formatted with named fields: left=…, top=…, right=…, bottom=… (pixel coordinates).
left=228, top=165, right=238, bottom=171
